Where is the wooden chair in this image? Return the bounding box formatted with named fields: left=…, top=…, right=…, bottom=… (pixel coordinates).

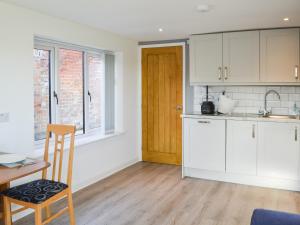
left=2, top=124, right=76, bottom=225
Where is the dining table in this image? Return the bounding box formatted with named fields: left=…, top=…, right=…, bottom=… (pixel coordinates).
left=0, top=160, right=50, bottom=225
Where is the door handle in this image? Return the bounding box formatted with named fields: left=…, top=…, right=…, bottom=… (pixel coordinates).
left=218, top=67, right=222, bottom=80
left=295, top=127, right=298, bottom=141
left=252, top=124, right=255, bottom=138
left=224, top=67, right=228, bottom=80
left=295, top=66, right=299, bottom=80
left=88, top=91, right=92, bottom=102
left=176, top=105, right=183, bottom=111
left=53, top=91, right=59, bottom=104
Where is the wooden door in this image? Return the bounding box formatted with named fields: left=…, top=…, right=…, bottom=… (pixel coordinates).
left=189, top=34, right=223, bottom=84
left=226, top=120, right=257, bottom=175
left=183, top=118, right=226, bottom=172
left=257, top=122, right=300, bottom=180
left=260, top=28, right=300, bottom=83
left=142, top=46, right=182, bottom=165
left=223, top=31, right=260, bottom=83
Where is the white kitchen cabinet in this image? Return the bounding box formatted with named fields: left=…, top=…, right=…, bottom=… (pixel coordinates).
left=189, top=34, right=223, bottom=84
left=257, top=122, right=300, bottom=180
left=226, top=120, right=257, bottom=175
left=260, top=28, right=300, bottom=83
left=183, top=118, right=225, bottom=172
left=223, top=31, right=260, bottom=83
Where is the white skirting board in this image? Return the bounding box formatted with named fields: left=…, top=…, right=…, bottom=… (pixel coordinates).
left=183, top=167, right=300, bottom=192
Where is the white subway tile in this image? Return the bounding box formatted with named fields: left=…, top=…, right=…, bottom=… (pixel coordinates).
left=281, top=86, right=295, bottom=94
left=280, top=94, right=289, bottom=101
left=295, top=87, right=300, bottom=93
left=253, top=101, right=264, bottom=107
left=193, top=85, right=299, bottom=115
left=247, top=93, right=259, bottom=100
left=266, top=86, right=281, bottom=92
left=226, top=86, right=240, bottom=92
left=209, top=86, right=225, bottom=93
left=272, top=108, right=289, bottom=115
left=246, top=107, right=260, bottom=114
left=289, top=94, right=300, bottom=101
left=252, top=86, right=266, bottom=94
left=238, top=86, right=253, bottom=93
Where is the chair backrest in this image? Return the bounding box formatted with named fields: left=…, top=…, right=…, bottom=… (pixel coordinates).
left=42, top=124, right=76, bottom=187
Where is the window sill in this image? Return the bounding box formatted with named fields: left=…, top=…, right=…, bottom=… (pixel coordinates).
left=31, top=131, right=125, bottom=158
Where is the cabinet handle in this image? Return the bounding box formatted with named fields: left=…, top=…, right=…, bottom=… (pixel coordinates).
left=295, top=66, right=299, bottom=80
left=295, top=127, right=298, bottom=141
left=252, top=124, right=255, bottom=138
left=224, top=67, right=228, bottom=80
left=198, top=121, right=210, bottom=124
left=218, top=67, right=222, bottom=80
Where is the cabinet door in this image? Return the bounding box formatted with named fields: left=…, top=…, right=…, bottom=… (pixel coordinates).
left=190, top=34, right=223, bottom=84
left=226, top=120, right=257, bottom=175
left=260, top=28, right=300, bottom=83
left=184, top=118, right=225, bottom=172
left=223, top=31, right=259, bottom=83
left=258, top=122, right=300, bottom=180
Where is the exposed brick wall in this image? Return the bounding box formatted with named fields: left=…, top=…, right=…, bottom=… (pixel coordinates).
left=33, top=49, right=50, bottom=140
left=58, top=49, right=83, bottom=130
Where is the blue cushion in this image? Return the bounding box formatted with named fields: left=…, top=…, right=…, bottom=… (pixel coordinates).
left=251, top=209, right=300, bottom=225
left=1, top=179, right=68, bottom=204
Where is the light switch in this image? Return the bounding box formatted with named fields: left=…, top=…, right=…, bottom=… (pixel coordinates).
left=0, top=113, right=9, bottom=123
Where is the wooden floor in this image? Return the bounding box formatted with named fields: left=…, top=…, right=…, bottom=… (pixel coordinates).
left=15, top=162, right=300, bottom=225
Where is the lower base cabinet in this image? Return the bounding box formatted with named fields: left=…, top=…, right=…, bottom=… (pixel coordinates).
left=226, top=120, right=257, bottom=175
left=183, top=118, right=226, bottom=172
left=183, top=117, right=300, bottom=191
left=257, top=122, right=300, bottom=180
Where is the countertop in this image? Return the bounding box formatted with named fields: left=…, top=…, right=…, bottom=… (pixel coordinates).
left=182, top=112, right=300, bottom=123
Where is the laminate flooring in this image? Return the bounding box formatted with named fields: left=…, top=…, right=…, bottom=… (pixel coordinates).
left=15, top=162, right=300, bottom=225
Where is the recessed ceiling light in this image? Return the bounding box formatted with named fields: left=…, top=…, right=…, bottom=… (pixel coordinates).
left=196, top=4, right=211, bottom=13
left=158, top=28, right=163, bottom=32
left=283, top=17, right=290, bottom=21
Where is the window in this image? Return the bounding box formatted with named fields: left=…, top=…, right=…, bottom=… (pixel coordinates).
left=33, top=38, right=115, bottom=141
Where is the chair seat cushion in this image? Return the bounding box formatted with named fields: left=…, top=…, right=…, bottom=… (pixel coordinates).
left=1, top=179, right=68, bottom=204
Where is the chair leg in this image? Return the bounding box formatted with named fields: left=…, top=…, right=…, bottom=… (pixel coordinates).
left=35, top=206, right=42, bottom=225
left=45, top=205, right=51, bottom=219
left=67, top=191, right=75, bottom=225
left=3, top=197, right=12, bottom=225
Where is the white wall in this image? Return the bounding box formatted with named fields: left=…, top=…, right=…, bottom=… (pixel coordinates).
left=0, top=0, right=139, bottom=196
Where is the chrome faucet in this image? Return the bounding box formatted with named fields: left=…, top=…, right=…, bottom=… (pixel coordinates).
left=260, top=90, right=281, bottom=117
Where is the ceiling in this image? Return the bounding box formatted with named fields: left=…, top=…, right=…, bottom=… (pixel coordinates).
left=2, top=0, right=300, bottom=41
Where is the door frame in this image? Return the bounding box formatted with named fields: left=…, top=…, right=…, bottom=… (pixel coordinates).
left=138, top=42, right=186, bottom=162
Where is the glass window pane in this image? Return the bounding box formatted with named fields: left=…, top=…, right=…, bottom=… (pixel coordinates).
left=33, top=49, right=50, bottom=141
left=58, top=49, right=83, bottom=131
left=88, top=54, right=104, bottom=130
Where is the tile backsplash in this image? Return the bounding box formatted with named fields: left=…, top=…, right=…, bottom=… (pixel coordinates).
left=193, top=86, right=300, bottom=115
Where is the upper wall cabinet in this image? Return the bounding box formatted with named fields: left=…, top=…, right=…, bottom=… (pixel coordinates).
left=189, top=28, right=300, bottom=85
left=223, top=31, right=259, bottom=83
left=260, top=28, right=300, bottom=83
left=190, top=34, right=223, bottom=84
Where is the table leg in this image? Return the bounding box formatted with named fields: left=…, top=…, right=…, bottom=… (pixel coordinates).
left=0, top=183, right=10, bottom=225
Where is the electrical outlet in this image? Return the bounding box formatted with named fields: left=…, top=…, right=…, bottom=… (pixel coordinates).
left=0, top=113, right=9, bottom=123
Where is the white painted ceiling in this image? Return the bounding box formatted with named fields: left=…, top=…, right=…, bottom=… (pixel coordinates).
left=2, top=0, right=300, bottom=41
